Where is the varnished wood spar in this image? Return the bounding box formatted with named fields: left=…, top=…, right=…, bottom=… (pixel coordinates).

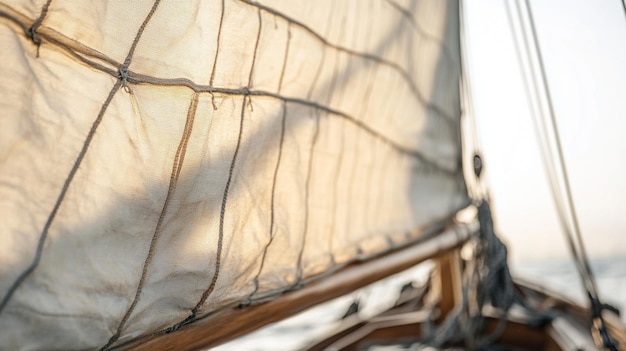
left=319, top=316, right=557, bottom=350
left=123, top=222, right=478, bottom=351
left=432, top=250, right=463, bottom=323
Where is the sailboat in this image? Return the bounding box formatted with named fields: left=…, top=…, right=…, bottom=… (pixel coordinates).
left=0, top=0, right=623, bottom=350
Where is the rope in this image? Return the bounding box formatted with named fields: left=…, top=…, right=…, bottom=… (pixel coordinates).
left=504, top=0, right=595, bottom=298
left=507, top=1, right=617, bottom=349
left=418, top=201, right=517, bottom=350
left=418, top=200, right=556, bottom=350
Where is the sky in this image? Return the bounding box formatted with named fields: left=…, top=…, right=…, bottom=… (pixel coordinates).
left=463, top=0, right=626, bottom=264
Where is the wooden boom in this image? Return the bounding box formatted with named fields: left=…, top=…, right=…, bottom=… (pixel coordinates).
left=119, top=221, right=478, bottom=351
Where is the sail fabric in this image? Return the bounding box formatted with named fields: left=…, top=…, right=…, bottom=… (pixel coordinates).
left=0, top=0, right=467, bottom=349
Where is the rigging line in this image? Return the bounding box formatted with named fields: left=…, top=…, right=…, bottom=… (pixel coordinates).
left=122, top=0, right=161, bottom=68
left=294, top=1, right=350, bottom=286
left=245, top=23, right=292, bottom=304
left=294, top=22, right=328, bottom=286
left=191, top=6, right=263, bottom=316
left=325, top=6, right=349, bottom=285
left=29, top=0, right=52, bottom=33
left=192, top=95, right=248, bottom=316
left=506, top=0, right=594, bottom=295
left=515, top=7, right=617, bottom=348
left=346, top=62, right=375, bottom=241
left=242, top=102, right=288, bottom=305
left=295, top=105, right=321, bottom=286
left=0, top=80, right=122, bottom=317
left=523, top=0, right=600, bottom=298
left=505, top=1, right=593, bottom=293
left=236, top=0, right=456, bottom=124
left=100, top=93, right=199, bottom=351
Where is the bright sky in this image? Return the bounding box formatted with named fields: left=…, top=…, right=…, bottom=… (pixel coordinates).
left=463, top=0, right=626, bottom=264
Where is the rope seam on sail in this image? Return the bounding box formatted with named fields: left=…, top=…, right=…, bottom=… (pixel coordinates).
left=96, top=1, right=166, bottom=349
left=191, top=94, right=246, bottom=315
left=303, top=9, right=351, bottom=285
left=100, top=93, right=199, bottom=351
left=0, top=9, right=457, bottom=175
left=293, top=101, right=321, bottom=287
left=328, top=111, right=347, bottom=259
left=345, top=61, right=375, bottom=248
left=245, top=22, right=291, bottom=303
left=326, top=46, right=349, bottom=280
left=310, top=41, right=336, bottom=264
left=236, top=0, right=456, bottom=124
left=190, top=7, right=263, bottom=317
left=0, top=80, right=123, bottom=316
left=243, top=102, right=288, bottom=305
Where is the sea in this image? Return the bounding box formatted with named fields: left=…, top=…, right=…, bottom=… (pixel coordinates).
left=214, top=256, right=626, bottom=350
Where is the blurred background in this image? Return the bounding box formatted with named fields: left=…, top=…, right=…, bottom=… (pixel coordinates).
left=464, top=0, right=625, bottom=310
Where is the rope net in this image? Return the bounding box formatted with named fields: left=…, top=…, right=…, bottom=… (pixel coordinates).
left=0, top=0, right=467, bottom=349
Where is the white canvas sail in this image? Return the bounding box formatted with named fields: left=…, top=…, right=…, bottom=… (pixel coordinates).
left=0, top=0, right=467, bottom=349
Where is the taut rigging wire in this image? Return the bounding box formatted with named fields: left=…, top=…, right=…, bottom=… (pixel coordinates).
left=504, top=0, right=597, bottom=299
left=505, top=1, right=617, bottom=349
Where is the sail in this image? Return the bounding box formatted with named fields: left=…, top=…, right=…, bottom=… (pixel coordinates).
left=0, top=0, right=467, bottom=349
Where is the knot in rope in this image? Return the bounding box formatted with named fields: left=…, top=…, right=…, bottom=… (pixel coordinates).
left=26, top=26, right=42, bottom=57
left=118, top=66, right=131, bottom=93
left=242, top=88, right=254, bottom=111
left=27, top=26, right=41, bottom=46
left=420, top=201, right=519, bottom=350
